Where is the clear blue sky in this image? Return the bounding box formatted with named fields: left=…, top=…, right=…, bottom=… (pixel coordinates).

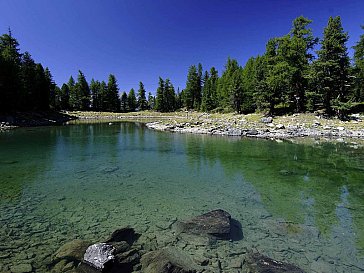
left=1, top=0, right=363, bottom=94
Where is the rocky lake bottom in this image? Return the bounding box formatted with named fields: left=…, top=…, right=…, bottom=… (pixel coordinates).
left=0, top=122, right=363, bottom=272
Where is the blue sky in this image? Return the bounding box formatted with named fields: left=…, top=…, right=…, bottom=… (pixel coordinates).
left=1, top=0, right=363, bottom=94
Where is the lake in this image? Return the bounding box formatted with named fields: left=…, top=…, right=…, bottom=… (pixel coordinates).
left=0, top=122, right=363, bottom=272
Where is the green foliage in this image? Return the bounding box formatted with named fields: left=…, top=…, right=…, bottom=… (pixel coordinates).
left=315, top=16, right=350, bottom=115
left=120, top=91, right=128, bottom=112
left=106, top=74, right=120, bottom=112
left=201, top=67, right=218, bottom=112
left=127, top=88, right=137, bottom=111
left=137, top=81, right=148, bottom=110
left=353, top=25, right=364, bottom=102
left=155, top=77, right=176, bottom=112
left=184, top=64, right=202, bottom=110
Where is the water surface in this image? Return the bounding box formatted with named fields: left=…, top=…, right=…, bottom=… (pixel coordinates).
left=0, top=122, right=363, bottom=272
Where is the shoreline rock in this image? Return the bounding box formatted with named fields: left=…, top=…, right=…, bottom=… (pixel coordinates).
left=146, top=119, right=364, bottom=141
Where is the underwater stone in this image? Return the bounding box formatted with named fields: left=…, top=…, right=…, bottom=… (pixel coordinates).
left=246, top=252, right=306, bottom=273
left=9, top=263, right=33, bottom=273
left=141, top=247, right=198, bottom=273
left=83, top=243, right=115, bottom=270
left=175, top=209, right=232, bottom=239
left=53, top=239, right=91, bottom=263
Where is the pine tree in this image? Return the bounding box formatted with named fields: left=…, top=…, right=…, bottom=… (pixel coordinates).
left=20, top=52, right=36, bottom=110
left=120, top=92, right=128, bottom=112
left=45, top=67, right=56, bottom=109
left=155, top=77, right=165, bottom=111
left=241, top=58, right=257, bottom=113
left=68, top=76, right=80, bottom=110
left=289, top=16, right=318, bottom=112
left=353, top=25, right=364, bottom=102
left=164, top=78, right=176, bottom=112
left=0, top=30, right=21, bottom=112
left=184, top=65, right=199, bottom=109
left=59, top=83, right=70, bottom=110
left=127, top=88, right=137, bottom=111
left=34, top=64, right=50, bottom=110
left=315, top=16, right=350, bottom=116
left=107, top=74, right=120, bottom=112
left=137, top=81, right=147, bottom=110
left=90, top=79, right=101, bottom=110
left=147, top=92, right=155, bottom=110
left=217, top=58, right=243, bottom=112
left=76, top=70, right=90, bottom=111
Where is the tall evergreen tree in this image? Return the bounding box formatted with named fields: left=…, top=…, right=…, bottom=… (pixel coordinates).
left=76, top=70, right=90, bottom=110
left=120, top=91, right=128, bottom=112
left=0, top=30, right=21, bottom=112
left=353, top=25, right=364, bottom=102
left=184, top=65, right=199, bottom=109
left=90, top=79, right=101, bottom=111
left=45, top=67, right=56, bottom=109
left=217, top=58, right=244, bottom=112
left=288, top=16, right=318, bottom=112
left=68, top=76, right=80, bottom=110
left=164, top=78, right=176, bottom=112
left=127, top=88, right=137, bottom=111
left=20, top=52, right=36, bottom=110
left=155, top=77, right=165, bottom=111
left=147, top=92, right=155, bottom=110
left=107, top=74, right=120, bottom=112
left=315, top=16, right=350, bottom=116
left=137, top=81, right=147, bottom=110
left=59, top=83, right=70, bottom=110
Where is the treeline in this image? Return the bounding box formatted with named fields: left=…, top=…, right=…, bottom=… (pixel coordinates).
left=1, top=16, right=364, bottom=117
left=181, top=16, right=364, bottom=117
left=0, top=30, right=55, bottom=112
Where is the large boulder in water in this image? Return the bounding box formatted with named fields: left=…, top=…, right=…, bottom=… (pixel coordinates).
left=175, top=209, right=232, bottom=239
left=105, top=227, right=139, bottom=245
left=245, top=252, right=306, bottom=273
left=141, top=247, right=199, bottom=273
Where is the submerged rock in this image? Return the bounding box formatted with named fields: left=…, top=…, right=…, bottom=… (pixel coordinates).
left=105, top=227, right=139, bottom=245
left=141, top=247, right=198, bottom=273
left=175, top=209, right=232, bottom=239
left=53, top=239, right=92, bottom=263
left=83, top=243, right=115, bottom=270
left=245, top=252, right=306, bottom=273
left=10, top=263, right=33, bottom=273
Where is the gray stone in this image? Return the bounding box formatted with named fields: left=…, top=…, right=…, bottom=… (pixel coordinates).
left=175, top=209, right=231, bottom=239
left=141, top=247, right=199, bottom=273
left=9, top=263, right=32, bottom=273
left=83, top=243, right=115, bottom=270
left=275, top=124, right=285, bottom=129
left=227, top=129, right=242, bottom=136
left=261, top=117, right=273, bottom=123
left=53, top=239, right=91, bottom=263
left=245, top=252, right=305, bottom=273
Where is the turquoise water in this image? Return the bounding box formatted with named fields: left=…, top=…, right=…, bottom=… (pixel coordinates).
left=0, top=122, right=363, bottom=272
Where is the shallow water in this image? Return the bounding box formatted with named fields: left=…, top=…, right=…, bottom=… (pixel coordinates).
left=0, top=122, right=363, bottom=272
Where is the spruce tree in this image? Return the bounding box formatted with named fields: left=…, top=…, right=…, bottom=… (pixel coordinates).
left=155, top=77, right=165, bottom=111
left=147, top=92, right=155, bottom=110
left=353, top=25, right=364, bottom=102
left=120, top=92, right=128, bottom=112
left=164, top=78, right=176, bottom=112
left=0, top=30, right=21, bottom=112
left=76, top=70, right=90, bottom=111
left=184, top=65, right=199, bottom=109
left=60, top=83, right=70, bottom=110
left=90, top=79, right=101, bottom=111
left=127, top=88, right=137, bottom=111
left=315, top=16, right=350, bottom=116
left=107, top=74, right=120, bottom=112
left=137, top=81, right=147, bottom=110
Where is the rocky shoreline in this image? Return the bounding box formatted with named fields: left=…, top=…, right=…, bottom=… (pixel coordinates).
left=0, top=111, right=77, bottom=131
left=146, top=113, right=364, bottom=141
